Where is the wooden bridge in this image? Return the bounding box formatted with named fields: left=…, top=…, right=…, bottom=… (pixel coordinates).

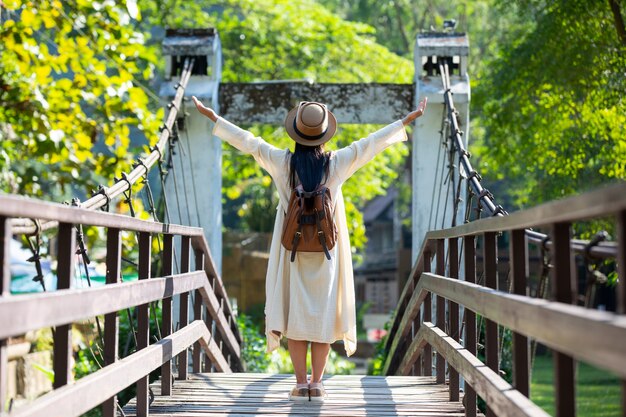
left=1, top=30, right=626, bottom=417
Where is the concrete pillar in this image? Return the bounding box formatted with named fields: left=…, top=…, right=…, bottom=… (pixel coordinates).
left=159, top=28, right=223, bottom=273
left=412, top=33, right=470, bottom=263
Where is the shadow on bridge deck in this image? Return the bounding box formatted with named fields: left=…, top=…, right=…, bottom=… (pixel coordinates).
left=122, top=372, right=469, bottom=416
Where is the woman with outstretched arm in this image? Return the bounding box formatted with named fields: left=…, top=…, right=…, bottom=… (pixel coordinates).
left=193, top=95, right=427, bottom=402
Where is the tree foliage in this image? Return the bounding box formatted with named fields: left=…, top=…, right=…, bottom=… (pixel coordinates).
left=0, top=0, right=162, bottom=200
left=473, top=0, right=626, bottom=207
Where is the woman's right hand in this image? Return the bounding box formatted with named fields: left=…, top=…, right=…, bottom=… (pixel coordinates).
left=192, top=96, right=218, bottom=122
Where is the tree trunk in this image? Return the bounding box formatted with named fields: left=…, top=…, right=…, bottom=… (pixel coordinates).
left=608, top=0, right=626, bottom=45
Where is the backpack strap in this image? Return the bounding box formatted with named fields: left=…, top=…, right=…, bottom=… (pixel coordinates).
left=290, top=222, right=302, bottom=262
left=290, top=196, right=304, bottom=262
left=314, top=209, right=331, bottom=260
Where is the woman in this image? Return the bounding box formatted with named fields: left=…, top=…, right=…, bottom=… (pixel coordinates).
left=192, top=96, right=427, bottom=402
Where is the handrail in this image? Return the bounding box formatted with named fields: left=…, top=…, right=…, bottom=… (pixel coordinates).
left=0, top=192, right=242, bottom=416
left=385, top=181, right=626, bottom=357
left=10, top=57, right=195, bottom=236
left=383, top=182, right=626, bottom=416
left=392, top=273, right=626, bottom=379
left=6, top=321, right=228, bottom=417
left=0, top=272, right=207, bottom=339
left=405, top=323, right=550, bottom=417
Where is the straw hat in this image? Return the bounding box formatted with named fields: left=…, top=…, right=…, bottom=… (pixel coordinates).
left=284, top=101, right=337, bottom=146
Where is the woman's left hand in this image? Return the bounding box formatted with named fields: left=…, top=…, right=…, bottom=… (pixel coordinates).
left=402, top=97, right=428, bottom=126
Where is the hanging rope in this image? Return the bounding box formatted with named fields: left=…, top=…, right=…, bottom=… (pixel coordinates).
left=181, top=101, right=203, bottom=228
left=428, top=107, right=448, bottom=232
left=11, top=57, right=195, bottom=235
left=173, top=122, right=194, bottom=226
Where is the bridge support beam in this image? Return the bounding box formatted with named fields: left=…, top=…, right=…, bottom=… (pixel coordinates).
left=160, top=29, right=223, bottom=275
left=412, top=31, right=470, bottom=390
left=412, top=33, right=470, bottom=260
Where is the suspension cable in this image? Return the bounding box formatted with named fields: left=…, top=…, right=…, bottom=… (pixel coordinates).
left=10, top=57, right=196, bottom=235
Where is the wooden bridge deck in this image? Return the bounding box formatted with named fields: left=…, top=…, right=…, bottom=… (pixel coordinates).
left=122, top=373, right=470, bottom=416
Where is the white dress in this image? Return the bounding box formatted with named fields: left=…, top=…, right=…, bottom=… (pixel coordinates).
left=213, top=117, right=408, bottom=356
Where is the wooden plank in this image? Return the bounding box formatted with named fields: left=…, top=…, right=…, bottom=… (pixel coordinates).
left=464, top=235, right=477, bottom=417
left=103, top=227, right=121, bottom=417
left=422, top=182, right=626, bottom=239
left=397, top=329, right=429, bottom=376
left=435, top=239, right=445, bottom=385
left=420, top=323, right=550, bottom=417
left=53, top=223, right=75, bottom=389
left=123, top=373, right=470, bottom=417
left=178, top=236, right=191, bottom=380
left=0, top=217, right=10, bottom=413
left=510, top=229, right=529, bottom=397
left=0, top=272, right=208, bottom=339
left=1, top=194, right=202, bottom=237
left=483, top=232, right=498, bottom=417
left=448, top=237, right=460, bottom=402
left=191, top=235, right=242, bottom=345
left=136, top=232, right=152, bottom=417
left=422, top=250, right=433, bottom=377
left=193, top=251, right=204, bottom=374
left=219, top=82, right=414, bottom=125
left=9, top=321, right=228, bottom=417
left=161, top=234, right=174, bottom=396
left=196, top=284, right=241, bottom=361
left=551, top=222, right=575, bottom=417
left=383, top=271, right=430, bottom=376
left=385, top=240, right=435, bottom=356
left=617, top=210, right=626, bottom=417
left=418, top=273, right=626, bottom=379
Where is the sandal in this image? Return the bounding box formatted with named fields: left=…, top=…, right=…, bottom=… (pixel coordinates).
left=288, top=386, right=309, bottom=402
left=308, top=383, right=326, bottom=403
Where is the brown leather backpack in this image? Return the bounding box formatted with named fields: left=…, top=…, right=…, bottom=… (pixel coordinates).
left=281, top=185, right=337, bottom=262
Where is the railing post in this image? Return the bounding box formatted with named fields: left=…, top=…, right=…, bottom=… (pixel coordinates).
left=161, top=234, right=174, bottom=395
left=103, top=228, right=121, bottom=417
left=617, top=210, right=626, bottom=417
left=206, top=274, right=217, bottom=373
left=0, top=217, right=10, bottom=412
left=552, top=222, right=576, bottom=417
left=463, top=235, right=477, bottom=417
left=484, top=231, right=498, bottom=417
left=448, top=237, right=459, bottom=401
left=220, top=298, right=231, bottom=368
left=136, top=232, right=152, bottom=417
left=411, top=266, right=422, bottom=376
left=436, top=239, right=446, bottom=384
left=193, top=250, right=204, bottom=373
left=53, top=223, right=76, bottom=389
left=178, top=235, right=191, bottom=380
left=422, top=250, right=432, bottom=376
left=511, top=229, right=530, bottom=396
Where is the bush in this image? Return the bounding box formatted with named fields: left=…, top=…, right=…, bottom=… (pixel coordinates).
left=237, top=313, right=355, bottom=375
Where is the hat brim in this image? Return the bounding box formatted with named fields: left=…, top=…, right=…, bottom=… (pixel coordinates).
left=284, top=106, right=337, bottom=147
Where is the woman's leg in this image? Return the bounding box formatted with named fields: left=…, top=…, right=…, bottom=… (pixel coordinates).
left=310, top=342, right=331, bottom=383
left=287, top=338, right=309, bottom=384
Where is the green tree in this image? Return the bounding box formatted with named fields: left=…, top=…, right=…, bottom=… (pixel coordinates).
left=0, top=0, right=163, bottom=200
left=473, top=0, right=626, bottom=208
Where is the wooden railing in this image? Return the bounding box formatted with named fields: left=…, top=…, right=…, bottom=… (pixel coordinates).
left=0, top=194, right=242, bottom=417
left=383, top=182, right=626, bottom=417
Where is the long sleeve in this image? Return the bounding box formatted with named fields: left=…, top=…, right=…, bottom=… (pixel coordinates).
left=212, top=116, right=288, bottom=178
left=332, top=120, right=408, bottom=181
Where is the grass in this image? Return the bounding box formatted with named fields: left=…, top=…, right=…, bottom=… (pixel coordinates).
left=531, top=353, right=622, bottom=417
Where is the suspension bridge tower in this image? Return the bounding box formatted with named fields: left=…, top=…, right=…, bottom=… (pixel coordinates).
left=412, top=33, right=470, bottom=262
left=159, top=29, right=224, bottom=272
